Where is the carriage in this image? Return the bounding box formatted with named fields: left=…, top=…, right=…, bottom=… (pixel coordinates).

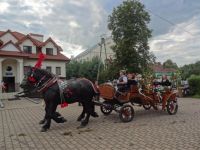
left=95, top=82, right=178, bottom=122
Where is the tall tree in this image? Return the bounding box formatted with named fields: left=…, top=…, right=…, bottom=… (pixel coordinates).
left=163, top=59, right=178, bottom=69
left=108, top=0, right=155, bottom=73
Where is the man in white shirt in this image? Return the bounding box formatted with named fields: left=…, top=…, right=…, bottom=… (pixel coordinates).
left=115, top=70, right=128, bottom=98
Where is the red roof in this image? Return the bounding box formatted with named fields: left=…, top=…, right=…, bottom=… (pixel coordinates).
left=41, top=37, right=63, bottom=51
left=152, top=64, right=176, bottom=73
left=0, top=50, right=69, bottom=61
left=29, top=33, right=43, bottom=37
left=0, top=29, right=70, bottom=61
left=0, top=50, right=28, bottom=57
left=28, top=53, right=69, bottom=61
left=0, top=30, right=26, bottom=40
left=0, top=40, right=22, bottom=51
left=16, top=34, right=43, bottom=47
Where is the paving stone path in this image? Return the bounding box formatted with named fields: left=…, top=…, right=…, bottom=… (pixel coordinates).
left=0, top=98, right=200, bottom=150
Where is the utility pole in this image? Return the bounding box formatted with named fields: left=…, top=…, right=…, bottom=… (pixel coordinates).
left=96, top=38, right=103, bottom=83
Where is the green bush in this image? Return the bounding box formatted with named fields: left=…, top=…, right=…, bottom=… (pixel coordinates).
left=188, top=75, right=200, bottom=95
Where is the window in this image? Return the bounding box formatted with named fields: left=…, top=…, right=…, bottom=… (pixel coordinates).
left=24, top=66, right=31, bottom=75
left=23, top=46, right=32, bottom=53
left=36, top=47, right=40, bottom=54
left=46, top=66, right=52, bottom=73
left=56, top=67, right=61, bottom=75
left=46, top=48, right=53, bottom=55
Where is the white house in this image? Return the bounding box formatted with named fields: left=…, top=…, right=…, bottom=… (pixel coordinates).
left=0, top=29, right=70, bottom=94
left=74, top=37, right=115, bottom=64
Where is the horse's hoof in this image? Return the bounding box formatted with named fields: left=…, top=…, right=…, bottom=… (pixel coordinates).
left=77, top=125, right=85, bottom=129
left=39, top=119, right=46, bottom=125
left=77, top=117, right=82, bottom=122
left=54, top=112, right=61, bottom=117
left=40, top=128, right=48, bottom=132
left=92, top=112, right=99, bottom=118
left=81, top=121, right=88, bottom=127
left=61, top=117, right=67, bottom=123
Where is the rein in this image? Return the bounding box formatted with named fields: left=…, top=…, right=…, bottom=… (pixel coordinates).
left=37, top=76, right=58, bottom=93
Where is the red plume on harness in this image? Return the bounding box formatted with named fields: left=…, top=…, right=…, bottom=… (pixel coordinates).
left=28, top=52, right=45, bottom=83
left=34, top=52, right=45, bottom=69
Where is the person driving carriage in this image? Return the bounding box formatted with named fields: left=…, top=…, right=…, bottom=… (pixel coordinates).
left=115, top=70, right=128, bottom=98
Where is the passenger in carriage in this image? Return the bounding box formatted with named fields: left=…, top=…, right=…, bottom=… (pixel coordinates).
left=161, top=75, right=171, bottom=87
left=161, top=75, right=172, bottom=110
left=127, top=73, right=138, bottom=90
left=115, top=70, right=128, bottom=98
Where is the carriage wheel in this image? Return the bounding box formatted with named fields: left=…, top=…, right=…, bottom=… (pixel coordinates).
left=142, top=104, right=151, bottom=110
left=100, top=101, right=113, bottom=115
left=119, top=105, right=134, bottom=122
left=167, top=99, right=178, bottom=115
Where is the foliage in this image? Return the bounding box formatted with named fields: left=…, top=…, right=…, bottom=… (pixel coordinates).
left=99, top=62, right=120, bottom=83
left=180, top=61, right=200, bottom=79
left=163, top=59, right=178, bottom=69
left=66, top=57, right=103, bottom=82
left=108, top=0, right=155, bottom=74
left=188, top=75, right=200, bottom=95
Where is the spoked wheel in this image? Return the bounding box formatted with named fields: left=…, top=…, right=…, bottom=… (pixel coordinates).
left=119, top=105, right=134, bottom=122
left=143, top=104, right=151, bottom=110
left=167, top=99, right=178, bottom=115
left=100, top=101, right=113, bottom=115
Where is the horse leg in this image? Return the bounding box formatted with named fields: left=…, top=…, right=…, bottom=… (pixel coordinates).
left=80, top=101, right=93, bottom=127
left=39, top=111, right=64, bottom=124
left=52, top=105, right=67, bottom=123
left=81, top=113, right=90, bottom=127
left=90, top=102, right=99, bottom=118
left=77, top=103, right=85, bottom=121
left=41, top=102, right=54, bottom=132
left=39, top=101, right=48, bottom=124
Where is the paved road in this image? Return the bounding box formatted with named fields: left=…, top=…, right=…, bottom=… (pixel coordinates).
left=0, top=98, right=200, bottom=150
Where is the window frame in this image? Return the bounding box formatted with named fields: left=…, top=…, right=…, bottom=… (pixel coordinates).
left=46, top=48, right=53, bottom=55
left=46, top=66, right=52, bottom=73
left=23, top=46, right=32, bottom=54
left=56, top=67, right=61, bottom=75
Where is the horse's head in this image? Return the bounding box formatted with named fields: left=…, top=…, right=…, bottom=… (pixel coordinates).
left=20, top=67, right=52, bottom=91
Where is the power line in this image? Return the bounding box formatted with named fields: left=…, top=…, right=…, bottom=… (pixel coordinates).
left=146, top=8, right=195, bottom=37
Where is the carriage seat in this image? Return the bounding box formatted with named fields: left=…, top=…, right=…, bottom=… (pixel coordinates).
left=130, top=85, right=139, bottom=93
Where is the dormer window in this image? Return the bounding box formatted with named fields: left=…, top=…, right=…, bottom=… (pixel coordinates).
left=23, top=46, right=32, bottom=53
left=46, top=48, right=53, bottom=55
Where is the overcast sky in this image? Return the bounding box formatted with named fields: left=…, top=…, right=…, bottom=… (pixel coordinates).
left=0, top=0, right=200, bottom=66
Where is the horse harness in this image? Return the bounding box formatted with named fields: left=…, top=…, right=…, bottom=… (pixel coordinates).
left=36, top=76, right=58, bottom=93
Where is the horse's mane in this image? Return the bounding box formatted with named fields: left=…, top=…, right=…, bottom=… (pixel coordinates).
left=35, top=68, right=55, bottom=78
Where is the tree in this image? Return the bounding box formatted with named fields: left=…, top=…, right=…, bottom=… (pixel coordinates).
left=180, top=61, right=200, bottom=79
left=66, top=57, right=103, bottom=82
left=66, top=61, right=80, bottom=79
left=108, top=0, right=155, bottom=73
left=163, top=59, right=178, bottom=69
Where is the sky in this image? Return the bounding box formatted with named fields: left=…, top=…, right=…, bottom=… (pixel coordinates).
left=0, top=0, right=200, bottom=66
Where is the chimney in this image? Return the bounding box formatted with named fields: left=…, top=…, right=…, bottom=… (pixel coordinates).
left=29, top=33, right=44, bottom=42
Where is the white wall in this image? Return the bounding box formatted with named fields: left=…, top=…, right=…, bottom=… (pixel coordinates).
left=1, top=58, right=23, bottom=83
left=24, top=59, right=66, bottom=77
left=75, top=38, right=115, bottom=63
left=0, top=43, right=19, bottom=51
left=42, top=42, right=57, bottom=55
left=0, top=33, right=18, bottom=44
left=2, top=59, right=17, bottom=79
left=19, top=39, right=36, bottom=54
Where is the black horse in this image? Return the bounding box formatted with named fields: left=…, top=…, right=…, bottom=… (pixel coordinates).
left=20, top=67, right=99, bottom=132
